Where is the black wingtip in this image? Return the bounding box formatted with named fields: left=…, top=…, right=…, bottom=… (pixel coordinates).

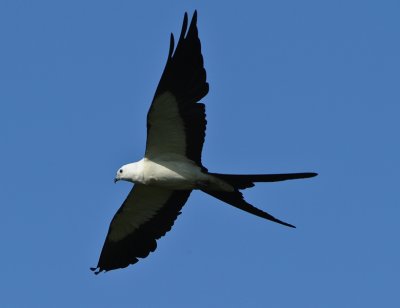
left=180, top=12, right=189, bottom=40
left=189, top=10, right=198, bottom=32
left=168, top=33, right=175, bottom=58
left=192, top=10, right=198, bottom=23
left=90, top=266, right=103, bottom=275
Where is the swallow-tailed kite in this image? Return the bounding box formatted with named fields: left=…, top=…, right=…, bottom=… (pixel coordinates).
left=91, top=11, right=317, bottom=274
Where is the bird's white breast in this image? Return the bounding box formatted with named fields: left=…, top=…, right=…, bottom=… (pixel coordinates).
left=140, top=156, right=204, bottom=190
left=128, top=156, right=233, bottom=192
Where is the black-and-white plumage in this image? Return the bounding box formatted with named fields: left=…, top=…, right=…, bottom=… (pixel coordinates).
left=91, top=11, right=317, bottom=274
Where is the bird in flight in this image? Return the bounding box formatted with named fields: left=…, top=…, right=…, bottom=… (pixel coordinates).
left=91, top=11, right=317, bottom=274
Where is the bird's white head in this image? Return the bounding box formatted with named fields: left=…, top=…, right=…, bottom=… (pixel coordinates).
left=114, top=162, right=142, bottom=184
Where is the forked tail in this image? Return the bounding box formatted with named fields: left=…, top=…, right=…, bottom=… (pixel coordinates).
left=203, top=171, right=317, bottom=228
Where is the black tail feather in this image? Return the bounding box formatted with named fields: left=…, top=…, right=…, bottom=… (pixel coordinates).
left=209, top=172, right=318, bottom=189
left=203, top=189, right=295, bottom=228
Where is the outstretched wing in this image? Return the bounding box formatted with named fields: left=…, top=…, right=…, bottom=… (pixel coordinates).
left=91, top=185, right=191, bottom=274
left=145, top=11, right=209, bottom=166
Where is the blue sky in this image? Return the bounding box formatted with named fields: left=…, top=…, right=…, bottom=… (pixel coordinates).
left=1, top=1, right=399, bottom=307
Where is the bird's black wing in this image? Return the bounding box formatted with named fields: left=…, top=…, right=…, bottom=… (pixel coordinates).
left=145, top=11, right=208, bottom=166
left=91, top=185, right=191, bottom=274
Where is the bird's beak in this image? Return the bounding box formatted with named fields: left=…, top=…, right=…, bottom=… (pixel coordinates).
left=114, top=178, right=119, bottom=184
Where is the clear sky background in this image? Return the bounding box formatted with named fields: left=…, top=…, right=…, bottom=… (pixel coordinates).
left=1, top=1, right=399, bottom=307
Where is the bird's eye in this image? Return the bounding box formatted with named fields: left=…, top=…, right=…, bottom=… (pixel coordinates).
left=119, top=169, right=123, bottom=174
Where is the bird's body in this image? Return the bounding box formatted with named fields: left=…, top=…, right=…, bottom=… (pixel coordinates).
left=91, top=11, right=317, bottom=274
left=118, top=157, right=234, bottom=192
